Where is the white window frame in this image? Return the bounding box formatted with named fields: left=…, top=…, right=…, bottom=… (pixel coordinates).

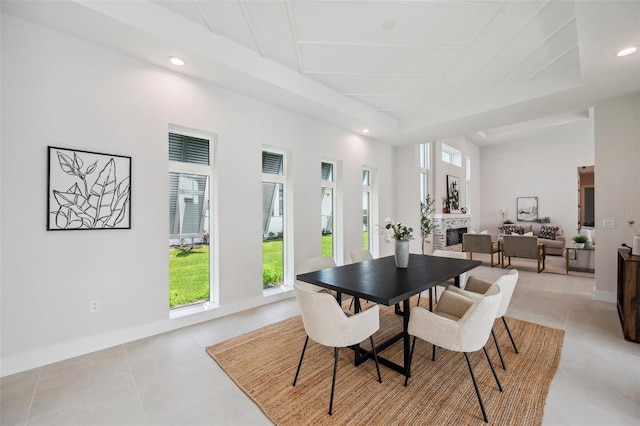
left=441, top=143, right=462, bottom=167
left=262, top=147, right=289, bottom=294
left=362, top=168, right=372, bottom=251
left=168, top=125, right=218, bottom=319
left=465, top=155, right=471, bottom=213
left=321, top=160, right=337, bottom=259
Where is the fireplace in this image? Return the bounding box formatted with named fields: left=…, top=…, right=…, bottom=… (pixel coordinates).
left=446, top=227, right=468, bottom=246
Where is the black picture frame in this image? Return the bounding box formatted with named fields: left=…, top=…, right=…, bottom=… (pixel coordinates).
left=446, top=175, right=461, bottom=211
left=47, top=146, right=131, bottom=230
left=517, top=197, right=538, bottom=222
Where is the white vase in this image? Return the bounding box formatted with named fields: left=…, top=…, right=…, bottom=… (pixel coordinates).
left=575, top=243, right=585, bottom=249
left=395, top=240, right=410, bottom=268
left=632, top=236, right=640, bottom=256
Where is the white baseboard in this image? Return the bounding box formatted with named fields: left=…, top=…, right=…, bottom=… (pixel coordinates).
left=0, top=290, right=295, bottom=378
left=593, top=289, right=616, bottom=304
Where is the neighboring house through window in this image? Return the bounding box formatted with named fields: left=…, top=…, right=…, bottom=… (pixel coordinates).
left=262, top=149, right=287, bottom=289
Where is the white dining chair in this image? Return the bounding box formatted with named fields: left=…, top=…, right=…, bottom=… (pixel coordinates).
left=298, top=256, right=338, bottom=293
left=447, top=269, right=519, bottom=370
left=417, top=249, right=469, bottom=307
left=350, top=249, right=373, bottom=263
left=292, top=283, right=382, bottom=415
left=405, top=285, right=503, bottom=423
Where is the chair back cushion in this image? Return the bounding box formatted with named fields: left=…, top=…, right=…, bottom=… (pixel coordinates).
left=306, top=256, right=337, bottom=272
left=463, top=233, right=496, bottom=254
left=502, top=235, right=539, bottom=258
left=432, top=250, right=469, bottom=287
left=350, top=250, right=373, bottom=263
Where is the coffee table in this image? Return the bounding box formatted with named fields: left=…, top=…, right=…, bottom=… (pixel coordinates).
left=296, top=254, right=481, bottom=376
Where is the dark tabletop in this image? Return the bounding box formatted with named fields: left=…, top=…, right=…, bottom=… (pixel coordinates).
left=296, top=254, right=481, bottom=306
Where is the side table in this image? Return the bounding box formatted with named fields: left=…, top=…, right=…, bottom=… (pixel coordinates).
left=564, top=245, right=595, bottom=274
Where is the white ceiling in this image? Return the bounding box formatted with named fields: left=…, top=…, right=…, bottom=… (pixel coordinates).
left=3, top=0, right=639, bottom=146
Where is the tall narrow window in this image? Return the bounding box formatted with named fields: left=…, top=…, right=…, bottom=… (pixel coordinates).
left=168, top=131, right=213, bottom=309
left=362, top=169, right=372, bottom=250
left=262, top=150, right=286, bottom=288
left=419, top=143, right=431, bottom=202
left=321, top=161, right=336, bottom=257
left=465, top=155, right=471, bottom=212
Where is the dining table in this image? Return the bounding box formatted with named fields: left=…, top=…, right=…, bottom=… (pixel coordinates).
left=296, top=253, right=482, bottom=377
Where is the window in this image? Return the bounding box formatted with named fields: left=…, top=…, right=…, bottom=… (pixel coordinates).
left=362, top=169, right=372, bottom=250
left=321, top=161, right=336, bottom=257
left=465, top=155, right=471, bottom=212
left=263, top=150, right=286, bottom=289
left=168, top=131, right=213, bottom=309
left=441, top=143, right=462, bottom=167
left=419, top=143, right=431, bottom=202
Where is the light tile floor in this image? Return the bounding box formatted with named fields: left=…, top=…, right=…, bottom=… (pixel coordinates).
left=2, top=262, right=640, bottom=425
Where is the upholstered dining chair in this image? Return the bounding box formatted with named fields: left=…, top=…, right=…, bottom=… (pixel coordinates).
left=349, top=250, right=374, bottom=310
left=299, top=256, right=338, bottom=293
left=462, top=233, right=501, bottom=267
left=293, top=283, right=382, bottom=415
left=417, top=249, right=469, bottom=307
left=350, top=249, right=373, bottom=263
left=405, top=286, right=503, bottom=423
left=447, top=269, right=519, bottom=370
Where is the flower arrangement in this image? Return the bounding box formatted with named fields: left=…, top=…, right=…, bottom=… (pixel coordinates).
left=629, top=220, right=640, bottom=236
left=381, top=218, right=414, bottom=242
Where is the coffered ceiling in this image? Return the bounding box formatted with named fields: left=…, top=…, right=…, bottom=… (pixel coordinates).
left=3, top=0, right=639, bottom=145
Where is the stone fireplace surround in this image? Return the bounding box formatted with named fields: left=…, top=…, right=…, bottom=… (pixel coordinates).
left=432, top=214, right=471, bottom=250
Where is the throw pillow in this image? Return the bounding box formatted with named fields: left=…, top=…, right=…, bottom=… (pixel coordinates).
left=502, top=224, right=521, bottom=235
left=539, top=225, right=560, bottom=240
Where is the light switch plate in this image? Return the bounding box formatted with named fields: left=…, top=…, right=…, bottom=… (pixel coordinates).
left=603, top=219, right=615, bottom=229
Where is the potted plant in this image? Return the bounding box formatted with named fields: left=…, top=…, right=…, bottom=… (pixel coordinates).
left=573, top=234, right=588, bottom=248
left=381, top=218, right=414, bottom=268
left=420, top=195, right=435, bottom=254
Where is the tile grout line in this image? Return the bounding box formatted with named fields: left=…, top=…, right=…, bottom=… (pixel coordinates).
left=23, top=367, right=42, bottom=425
left=123, top=344, right=149, bottom=426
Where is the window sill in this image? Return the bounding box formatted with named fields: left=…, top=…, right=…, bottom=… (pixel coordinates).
left=170, top=301, right=219, bottom=319
left=263, top=284, right=293, bottom=297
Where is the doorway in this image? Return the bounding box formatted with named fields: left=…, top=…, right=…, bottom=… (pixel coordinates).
left=578, top=166, right=594, bottom=227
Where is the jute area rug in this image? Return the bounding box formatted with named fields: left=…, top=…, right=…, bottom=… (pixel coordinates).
left=207, top=297, right=564, bottom=425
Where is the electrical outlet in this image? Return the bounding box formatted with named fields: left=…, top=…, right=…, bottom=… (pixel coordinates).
left=89, top=299, right=100, bottom=312
left=603, top=220, right=616, bottom=229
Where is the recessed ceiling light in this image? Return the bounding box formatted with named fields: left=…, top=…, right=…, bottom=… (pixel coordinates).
left=168, top=56, right=186, bottom=66
left=362, top=128, right=370, bottom=134
left=617, top=46, right=638, bottom=57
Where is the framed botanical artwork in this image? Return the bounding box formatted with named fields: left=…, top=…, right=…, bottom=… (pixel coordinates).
left=47, top=146, right=131, bottom=230
left=517, top=197, right=538, bottom=222
left=446, top=175, right=461, bottom=211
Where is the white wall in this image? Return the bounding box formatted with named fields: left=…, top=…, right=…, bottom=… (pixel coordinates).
left=0, top=15, right=393, bottom=376
left=594, top=92, right=640, bottom=301
left=479, top=119, right=595, bottom=238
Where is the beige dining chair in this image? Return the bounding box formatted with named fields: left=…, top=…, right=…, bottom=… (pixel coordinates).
left=299, top=256, right=337, bottom=293
left=417, top=250, right=469, bottom=307
left=447, top=269, right=519, bottom=370
left=350, top=249, right=373, bottom=263
left=501, top=235, right=546, bottom=272
left=293, top=283, right=382, bottom=415
left=405, top=286, right=503, bottom=423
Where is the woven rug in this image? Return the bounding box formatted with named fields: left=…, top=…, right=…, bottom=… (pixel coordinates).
left=207, top=298, right=564, bottom=425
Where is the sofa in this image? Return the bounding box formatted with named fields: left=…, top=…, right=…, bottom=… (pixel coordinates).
left=499, top=223, right=565, bottom=256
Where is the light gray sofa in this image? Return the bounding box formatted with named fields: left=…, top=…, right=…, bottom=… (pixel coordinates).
left=499, top=223, right=565, bottom=256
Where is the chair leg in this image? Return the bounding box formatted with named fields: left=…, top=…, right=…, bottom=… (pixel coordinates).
left=491, top=327, right=507, bottom=370
left=502, top=317, right=519, bottom=353
left=483, top=346, right=503, bottom=392
left=432, top=344, right=436, bottom=361
left=404, top=336, right=417, bottom=387
left=417, top=292, right=421, bottom=306
left=464, top=352, right=489, bottom=423
left=370, top=336, right=382, bottom=383
left=329, top=347, right=339, bottom=415
left=292, top=335, right=309, bottom=386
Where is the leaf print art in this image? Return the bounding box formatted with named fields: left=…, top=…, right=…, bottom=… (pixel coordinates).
left=47, top=147, right=131, bottom=230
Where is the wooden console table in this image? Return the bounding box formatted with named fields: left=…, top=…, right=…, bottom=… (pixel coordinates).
left=617, top=249, right=640, bottom=343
